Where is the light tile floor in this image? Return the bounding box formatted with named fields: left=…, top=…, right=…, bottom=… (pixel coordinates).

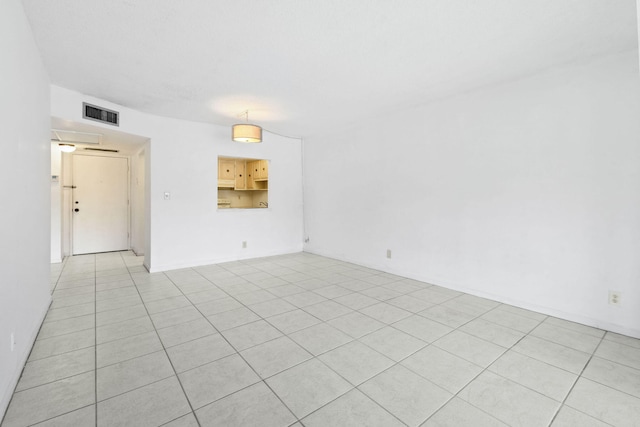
left=2, top=251, right=640, bottom=426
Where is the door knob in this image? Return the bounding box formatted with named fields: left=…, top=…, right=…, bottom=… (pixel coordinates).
left=74, top=208, right=79, bottom=212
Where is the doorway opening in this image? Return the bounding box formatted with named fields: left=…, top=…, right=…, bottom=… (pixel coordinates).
left=50, top=118, right=149, bottom=265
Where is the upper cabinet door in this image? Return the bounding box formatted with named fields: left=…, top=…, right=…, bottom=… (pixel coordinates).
left=218, top=158, right=235, bottom=181
left=258, top=160, right=268, bottom=180
left=235, top=160, right=246, bottom=190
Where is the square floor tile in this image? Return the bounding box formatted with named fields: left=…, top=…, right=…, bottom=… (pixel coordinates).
left=418, top=305, right=476, bottom=328
left=480, top=308, right=542, bottom=333
left=195, top=382, right=296, bottom=427
left=17, top=347, right=95, bottom=392
left=2, top=372, right=95, bottom=427
left=97, top=330, right=163, bottom=368
left=360, top=326, right=426, bottom=362
left=179, top=354, right=260, bottom=409
left=582, top=356, right=640, bottom=398
left=166, top=333, right=235, bottom=373
left=157, top=317, right=217, bottom=348
left=96, top=295, right=142, bottom=313
left=386, top=295, right=434, bottom=313
left=240, top=336, right=312, bottom=378
left=401, top=345, right=482, bottom=394
left=595, top=339, right=640, bottom=370
left=150, top=306, right=204, bottom=329
left=37, top=314, right=95, bottom=340
left=266, top=358, right=352, bottom=418
left=459, top=317, right=525, bottom=347
left=247, top=298, right=297, bottom=318
left=283, top=291, right=327, bottom=308
left=433, top=330, right=505, bottom=367
left=359, top=364, right=451, bottom=426
left=603, top=331, right=640, bottom=349
left=184, top=288, right=227, bottom=305
left=512, top=335, right=590, bottom=374
left=32, top=404, right=96, bottom=427
left=266, top=309, right=321, bottom=334
left=312, top=285, right=353, bottom=299
left=319, top=341, right=394, bottom=385
left=550, top=405, right=610, bottom=427
left=334, top=292, right=379, bottom=310
left=144, top=295, right=192, bottom=315
left=196, top=297, right=242, bottom=316
left=392, top=315, right=452, bottom=343
left=543, top=317, right=605, bottom=338
left=530, top=322, right=601, bottom=354
left=97, top=376, right=191, bottom=427
left=488, top=350, right=577, bottom=401
left=97, top=350, right=174, bottom=401
left=29, top=329, right=95, bottom=361
left=45, top=303, right=95, bottom=322
left=564, top=377, right=640, bottom=426
left=267, top=284, right=306, bottom=298
left=458, top=371, right=559, bottom=427
left=162, top=412, right=199, bottom=427
left=302, top=389, right=404, bottom=427
left=289, top=323, right=352, bottom=356
left=327, top=311, right=385, bottom=338
left=410, top=288, right=457, bottom=304
left=221, top=319, right=283, bottom=351
left=96, top=305, right=148, bottom=327
left=360, top=302, right=412, bottom=324
left=233, top=289, right=278, bottom=305
left=207, top=307, right=261, bottom=331
left=96, top=316, right=155, bottom=345
left=360, top=287, right=403, bottom=302
left=303, top=300, right=353, bottom=321
left=423, top=397, right=507, bottom=427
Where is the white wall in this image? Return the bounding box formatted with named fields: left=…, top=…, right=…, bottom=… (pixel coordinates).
left=50, top=143, right=62, bottom=262
left=303, top=50, right=640, bottom=338
left=131, top=148, right=146, bottom=255
left=0, top=0, right=52, bottom=418
left=51, top=86, right=304, bottom=272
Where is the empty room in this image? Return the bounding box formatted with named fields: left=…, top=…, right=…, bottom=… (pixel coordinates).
left=1, top=0, right=640, bottom=426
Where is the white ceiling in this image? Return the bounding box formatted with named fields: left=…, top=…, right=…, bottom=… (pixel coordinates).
left=23, top=0, right=638, bottom=138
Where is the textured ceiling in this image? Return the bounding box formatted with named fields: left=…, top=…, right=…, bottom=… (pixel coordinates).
left=23, top=0, right=638, bottom=138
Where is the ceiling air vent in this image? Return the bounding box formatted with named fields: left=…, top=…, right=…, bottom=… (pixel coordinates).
left=83, top=102, right=119, bottom=126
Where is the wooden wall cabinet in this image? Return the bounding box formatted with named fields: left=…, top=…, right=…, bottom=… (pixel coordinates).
left=219, top=157, right=268, bottom=194
left=246, top=159, right=268, bottom=190
left=218, top=158, right=235, bottom=188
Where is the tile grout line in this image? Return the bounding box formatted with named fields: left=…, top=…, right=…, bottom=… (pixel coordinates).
left=122, top=253, right=203, bottom=427
left=192, top=264, right=413, bottom=425
left=546, top=332, right=608, bottom=426
left=181, top=267, right=302, bottom=424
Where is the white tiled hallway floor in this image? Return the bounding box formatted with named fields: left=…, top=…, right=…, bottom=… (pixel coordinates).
left=2, top=251, right=640, bottom=426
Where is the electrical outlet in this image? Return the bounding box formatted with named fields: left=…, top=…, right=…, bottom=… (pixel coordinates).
left=304, top=237, right=310, bottom=243
left=242, top=241, right=247, bottom=249
left=386, top=249, right=392, bottom=259
left=10, top=333, right=15, bottom=352
left=608, top=291, right=621, bottom=306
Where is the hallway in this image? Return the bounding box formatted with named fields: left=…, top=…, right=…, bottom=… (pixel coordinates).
left=2, top=252, right=639, bottom=426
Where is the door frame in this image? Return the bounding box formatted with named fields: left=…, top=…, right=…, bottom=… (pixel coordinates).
left=67, top=151, right=131, bottom=255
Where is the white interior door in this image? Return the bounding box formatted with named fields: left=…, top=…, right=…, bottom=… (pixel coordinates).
left=72, top=155, right=129, bottom=255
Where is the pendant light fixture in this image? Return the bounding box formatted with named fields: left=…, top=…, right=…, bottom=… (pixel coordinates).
left=58, top=143, right=76, bottom=153
left=232, top=110, right=262, bottom=143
